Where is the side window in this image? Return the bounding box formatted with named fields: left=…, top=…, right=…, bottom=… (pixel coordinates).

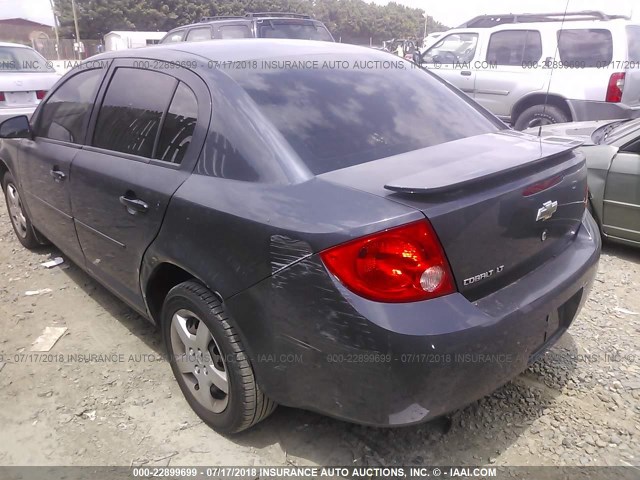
left=93, top=68, right=177, bottom=158
left=36, top=68, right=103, bottom=143
left=218, top=25, right=252, bottom=39
left=162, top=31, right=185, bottom=43
left=155, top=82, right=198, bottom=164
left=557, top=29, right=613, bottom=67
left=423, top=33, right=478, bottom=65
left=186, top=27, right=212, bottom=42
left=487, top=30, right=542, bottom=65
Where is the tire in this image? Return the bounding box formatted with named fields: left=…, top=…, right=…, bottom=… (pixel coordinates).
left=2, top=171, right=41, bottom=249
left=513, top=104, right=569, bottom=131
left=161, top=280, right=276, bottom=433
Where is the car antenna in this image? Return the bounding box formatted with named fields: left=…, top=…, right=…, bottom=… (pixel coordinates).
left=539, top=0, right=571, bottom=137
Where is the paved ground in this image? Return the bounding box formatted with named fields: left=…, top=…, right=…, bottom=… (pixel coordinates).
left=0, top=195, right=638, bottom=468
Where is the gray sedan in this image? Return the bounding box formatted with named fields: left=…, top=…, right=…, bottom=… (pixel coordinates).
left=528, top=119, right=640, bottom=248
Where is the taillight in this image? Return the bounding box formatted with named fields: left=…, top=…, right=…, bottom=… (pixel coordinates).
left=0, top=92, right=5, bottom=102
left=523, top=175, right=564, bottom=196
left=605, top=72, right=625, bottom=103
left=320, top=220, right=456, bottom=303
left=36, top=90, right=47, bottom=100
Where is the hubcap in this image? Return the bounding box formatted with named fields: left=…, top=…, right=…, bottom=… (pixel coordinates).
left=170, top=309, right=229, bottom=413
left=6, top=183, right=28, bottom=239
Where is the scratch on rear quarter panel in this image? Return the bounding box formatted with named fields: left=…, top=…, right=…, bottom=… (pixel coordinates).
left=270, top=234, right=313, bottom=275
left=273, top=256, right=387, bottom=353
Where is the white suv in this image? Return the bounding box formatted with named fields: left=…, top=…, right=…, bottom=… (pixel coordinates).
left=419, top=11, right=640, bottom=129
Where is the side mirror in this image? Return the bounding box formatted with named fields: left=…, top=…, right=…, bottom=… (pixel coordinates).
left=0, top=115, right=32, bottom=139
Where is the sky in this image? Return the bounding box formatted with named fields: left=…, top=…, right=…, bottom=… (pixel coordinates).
left=374, top=0, right=639, bottom=27
left=0, top=0, right=638, bottom=30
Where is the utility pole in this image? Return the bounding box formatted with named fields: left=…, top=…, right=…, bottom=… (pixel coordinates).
left=49, top=0, right=60, bottom=60
left=423, top=12, right=428, bottom=39
left=71, top=0, right=81, bottom=59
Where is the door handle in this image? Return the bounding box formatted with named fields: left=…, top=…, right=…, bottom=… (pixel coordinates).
left=119, top=195, right=149, bottom=215
left=50, top=169, right=66, bottom=181
left=461, top=70, right=472, bottom=76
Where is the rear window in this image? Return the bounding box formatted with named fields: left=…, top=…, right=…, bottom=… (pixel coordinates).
left=0, top=46, right=55, bottom=72
left=557, top=29, right=613, bottom=67
left=228, top=54, right=502, bottom=175
left=627, top=26, right=640, bottom=62
left=257, top=21, right=333, bottom=41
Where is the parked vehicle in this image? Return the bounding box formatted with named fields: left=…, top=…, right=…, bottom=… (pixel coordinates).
left=419, top=11, right=640, bottom=129
left=0, top=40, right=600, bottom=433
left=160, top=12, right=334, bottom=43
left=526, top=119, right=640, bottom=247
left=0, top=42, right=60, bottom=122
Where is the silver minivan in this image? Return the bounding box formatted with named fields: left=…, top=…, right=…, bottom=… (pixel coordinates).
left=420, top=11, right=640, bottom=129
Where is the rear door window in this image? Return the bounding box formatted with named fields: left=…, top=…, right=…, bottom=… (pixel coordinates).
left=218, top=25, right=252, bottom=39
left=154, top=82, right=198, bottom=164
left=36, top=68, right=104, bottom=143
left=557, top=28, right=613, bottom=67
left=93, top=68, right=177, bottom=158
left=186, top=27, right=212, bottom=42
left=487, top=30, right=542, bottom=65
left=627, top=26, right=640, bottom=62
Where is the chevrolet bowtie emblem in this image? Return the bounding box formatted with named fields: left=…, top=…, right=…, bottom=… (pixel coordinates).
left=536, top=200, right=558, bottom=222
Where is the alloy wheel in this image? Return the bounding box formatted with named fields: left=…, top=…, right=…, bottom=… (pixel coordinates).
left=6, top=183, right=28, bottom=239
left=170, top=309, right=229, bottom=413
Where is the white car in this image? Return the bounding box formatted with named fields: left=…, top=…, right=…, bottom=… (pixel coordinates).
left=0, top=42, right=60, bottom=122
left=419, top=11, right=640, bottom=129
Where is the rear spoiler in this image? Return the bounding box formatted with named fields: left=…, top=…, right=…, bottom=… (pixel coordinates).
left=384, top=135, right=584, bottom=195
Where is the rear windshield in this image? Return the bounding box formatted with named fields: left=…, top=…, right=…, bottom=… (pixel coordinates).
left=228, top=54, right=502, bottom=175
left=0, top=46, right=54, bottom=72
left=627, top=26, right=640, bottom=62
left=557, top=29, right=613, bottom=67
left=257, top=21, right=333, bottom=41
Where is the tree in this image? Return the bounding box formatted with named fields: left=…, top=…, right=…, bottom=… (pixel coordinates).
left=53, top=0, right=449, bottom=44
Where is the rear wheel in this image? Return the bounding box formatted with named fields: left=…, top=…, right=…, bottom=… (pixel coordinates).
left=514, top=104, right=569, bottom=131
left=162, top=280, right=276, bottom=433
left=2, top=172, right=41, bottom=249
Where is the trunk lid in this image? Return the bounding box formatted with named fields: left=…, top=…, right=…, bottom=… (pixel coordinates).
left=320, top=131, right=588, bottom=300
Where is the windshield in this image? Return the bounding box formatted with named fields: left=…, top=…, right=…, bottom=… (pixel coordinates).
left=257, top=21, right=333, bottom=41
left=228, top=54, right=503, bottom=175
left=0, top=46, right=54, bottom=72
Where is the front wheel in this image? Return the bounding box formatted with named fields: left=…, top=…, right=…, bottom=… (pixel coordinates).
left=162, top=280, right=276, bottom=433
left=513, top=104, right=569, bottom=131
left=2, top=171, right=41, bottom=249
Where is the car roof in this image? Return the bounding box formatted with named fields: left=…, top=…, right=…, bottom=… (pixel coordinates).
left=167, top=14, right=322, bottom=33
left=88, top=38, right=382, bottom=63
left=450, top=17, right=635, bottom=33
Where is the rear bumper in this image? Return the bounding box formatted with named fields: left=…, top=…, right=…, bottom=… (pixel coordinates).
left=568, top=99, right=640, bottom=122
left=0, top=107, right=36, bottom=123
left=226, top=212, right=601, bottom=426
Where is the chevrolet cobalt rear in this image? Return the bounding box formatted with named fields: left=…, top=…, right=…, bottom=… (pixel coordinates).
left=0, top=40, right=600, bottom=433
